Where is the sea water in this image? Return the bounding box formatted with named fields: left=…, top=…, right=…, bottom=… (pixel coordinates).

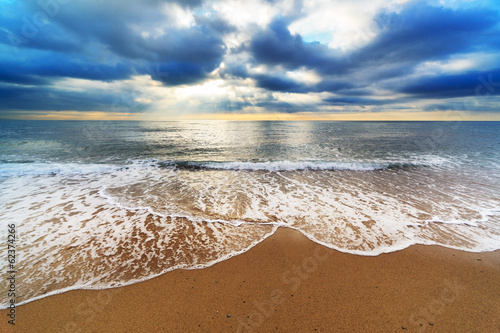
left=1, top=120, right=499, bottom=307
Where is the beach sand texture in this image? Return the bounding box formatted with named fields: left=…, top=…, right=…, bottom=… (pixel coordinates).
left=3, top=227, right=499, bottom=332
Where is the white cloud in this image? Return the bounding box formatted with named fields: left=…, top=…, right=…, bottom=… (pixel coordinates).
left=416, top=52, right=500, bottom=76
left=160, top=3, right=196, bottom=28
left=288, top=0, right=408, bottom=51
left=287, top=68, right=322, bottom=85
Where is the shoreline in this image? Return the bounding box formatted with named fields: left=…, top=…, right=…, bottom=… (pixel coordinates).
left=3, top=227, right=500, bottom=332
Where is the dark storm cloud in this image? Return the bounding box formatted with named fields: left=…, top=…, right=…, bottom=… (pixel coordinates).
left=194, top=13, right=237, bottom=34
left=223, top=65, right=357, bottom=95
left=0, top=68, right=50, bottom=86
left=0, top=0, right=228, bottom=88
left=323, top=97, right=404, bottom=106
left=139, top=25, right=227, bottom=84
left=397, top=68, right=500, bottom=99
left=366, top=64, right=415, bottom=81
left=0, top=21, right=82, bottom=54
left=254, top=74, right=307, bottom=93
left=0, top=84, right=147, bottom=112
left=247, top=3, right=499, bottom=78
left=0, top=0, right=500, bottom=113
left=350, top=3, right=499, bottom=67
left=335, top=88, right=378, bottom=97
left=424, top=99, right=500, bottom=112
left=313, top=80, right=357, bottom=93
left=243, top=1, right=500, bottom=108
left=147, top=61, right=209, bottom=86
left=249, top=17, right=345, bottom=74
left=0, top=54, right=133, bottom=84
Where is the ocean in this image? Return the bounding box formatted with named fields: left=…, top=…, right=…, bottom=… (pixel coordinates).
left=1, top=120, right=499, bottom=307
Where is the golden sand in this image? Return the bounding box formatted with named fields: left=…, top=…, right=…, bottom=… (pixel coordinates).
left=3, top=228, right=500, bottom=332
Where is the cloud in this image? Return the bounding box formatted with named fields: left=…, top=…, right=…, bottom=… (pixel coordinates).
left=194, top=13, right=237, bottom=34
left=323, top=96, right=404, bottom=106
left=0, top=84, right=145, bottom=112
left=0, top=52, right=133, bottom=84
left=253, top=74, right=306, bottom=92
left=140, top=25, right=227, bottom=84
left=247, top=3, right=499, bottom=81
left=351, top=3, right=500, bottom=67
left=249, top=17, right=346, bottom=74
left=240, top=1, right=500, bottom=107
left=0, top=0, right=228, bottom=86
left=0, top=68, right=50, bottom=86
left=313, top=79, right=357, bottom=93
left=0, top=0, right=499, bottom=116
left=397, top=68, right=500, bottom=99
left=147, top=61, right=211, bottom=86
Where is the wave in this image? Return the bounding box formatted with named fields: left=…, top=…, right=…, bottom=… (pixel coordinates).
left=0, top=162, right=123, bottom=177
left=0, top=157, right=498, bottom=309
left=0, top=157, right=451, bottom=177
left=0, top=152, right=457, bottom=178
left=157, top=159, right=446, bottom=171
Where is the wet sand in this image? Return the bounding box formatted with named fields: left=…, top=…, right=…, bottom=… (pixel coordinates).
left=3, top=227, right=500, bottom=332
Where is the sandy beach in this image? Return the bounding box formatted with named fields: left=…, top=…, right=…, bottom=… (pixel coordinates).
left=3, top=227, right=500, bottom=332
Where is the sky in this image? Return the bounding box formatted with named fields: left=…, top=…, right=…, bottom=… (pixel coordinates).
left=1, top=0, right=500, bottom=120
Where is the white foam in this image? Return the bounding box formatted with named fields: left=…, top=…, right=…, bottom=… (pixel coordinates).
left=170, top=154, right=455, bottom=171
left=10, top=225, right=279, bottom=310
left=0, top=162, right=122, bottom=177
left=98, top=187, right=250, bottom=227
left=200, top=160, right=384, bottom=171
left=1, top=162, right=499, bottom=309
